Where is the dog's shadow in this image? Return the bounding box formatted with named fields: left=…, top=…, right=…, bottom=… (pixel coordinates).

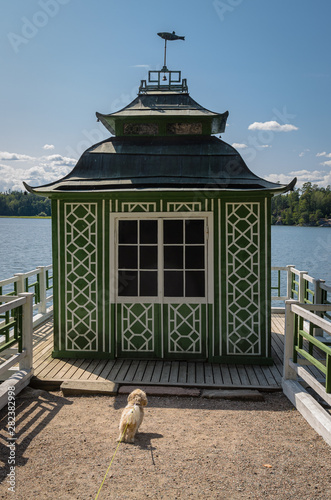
left=136, top=432, right=163, bottom=446
left=133, top=432, right=163, bottom=464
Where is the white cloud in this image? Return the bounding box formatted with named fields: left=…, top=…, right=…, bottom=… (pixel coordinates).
left=258, top=144, right=272, bottom=149
left=42, top=144, right=55, bottom=150
left=248, top=120, right=298, bottom=132
left=317, top=151, right=331, bottom=158
left=42, top=154, right=76, bottom=166
left=0, top=151, right=36, bottom=161
left=266, top=169, right=331, bottom=189
left=299, top=149, right=310, bottom=157
left=0, top=150, right=76, bottom=192
left=232, top=143, right=248, bottom=149
left=321, top=160, right=331, bottom=167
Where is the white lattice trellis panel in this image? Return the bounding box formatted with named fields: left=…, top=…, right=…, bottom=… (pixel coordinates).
left=121, top=303, right=155, bottom=352
left=65, top=203, right=98, bottom=351
left=168, top=303, right=202, bottom=353
left=226, top=203, right=261, bottom=355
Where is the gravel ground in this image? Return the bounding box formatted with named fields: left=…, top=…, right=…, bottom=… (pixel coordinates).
left=1, top=388, right=331, bottom=499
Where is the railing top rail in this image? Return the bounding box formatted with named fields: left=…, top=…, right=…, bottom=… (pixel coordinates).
left=14, top=268, right=41, bottom=279
left=271, top=266, right=290, bottom=271
left=290, top=302, right=331, bottom=334
left=291, top=268, right=308, bottom=277
left=0, top=295, right=26, bottom=314
left=320, top=282, right=331, bottom=293
left=0, top=275, right=19, bottom=287
left=291, top=303, right=331, bottom=311
left=302, top=273, right=325, bottom=285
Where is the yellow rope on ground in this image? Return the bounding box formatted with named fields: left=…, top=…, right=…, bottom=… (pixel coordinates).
left=94, top=408, right=134, bottom=500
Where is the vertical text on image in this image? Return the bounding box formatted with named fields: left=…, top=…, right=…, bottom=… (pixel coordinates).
left=7, top=386, right=16, bottom=494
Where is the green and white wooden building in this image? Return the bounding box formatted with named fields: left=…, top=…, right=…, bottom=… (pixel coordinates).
left=25, top=68, right=296, bottom=365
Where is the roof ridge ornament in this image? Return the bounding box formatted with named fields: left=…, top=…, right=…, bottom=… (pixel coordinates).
left=138, top=31, right=187, bottom=94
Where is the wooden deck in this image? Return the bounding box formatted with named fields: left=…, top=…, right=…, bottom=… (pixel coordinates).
left=30, top=314, right=286, bottom=390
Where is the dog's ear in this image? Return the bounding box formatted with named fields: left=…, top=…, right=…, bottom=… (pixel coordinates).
left=141, top=394, right=148, bottom=406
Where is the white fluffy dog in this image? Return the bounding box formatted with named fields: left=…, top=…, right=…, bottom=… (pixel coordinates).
left=117, top=389, right=148, bottom=443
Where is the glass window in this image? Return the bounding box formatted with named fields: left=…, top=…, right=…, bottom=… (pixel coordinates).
left=164, top=271, right=184, bottom=297
left=140, top=246, right=157, bottom=269
left=185, top=271, right=205, bottom=297
left=140, top=271, right=158, bottom=296
left=117, top=218, right=206, bottom=298
left=118, top=246, right=138, bottom=269
left=164, top=220, right=183, bottom=244
left=118, top=270, right=138, bottom=296
left=185, top=246, right=204, bottom=269
left=164, top=246, right=183, bottom=269
left=140, top=220, right=157, bottom=244
left=118, top=219, right=158, bottom=297
left=119, top=220, right=137, bottom=244
left=185, top=219, right=204, bottom=244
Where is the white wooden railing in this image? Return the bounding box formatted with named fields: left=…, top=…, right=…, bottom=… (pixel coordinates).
left=283, top=300, right=331, bottom=445
left=0, top=266, right=53, bottom=409
left=272, top=265, right=331, bottom=315
left=0, top=265, right=53, bottom=327
left=0, top=293, right=34, bottom=410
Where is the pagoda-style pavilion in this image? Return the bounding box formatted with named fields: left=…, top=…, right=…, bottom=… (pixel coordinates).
left=25, top=60, right=296, bottom=365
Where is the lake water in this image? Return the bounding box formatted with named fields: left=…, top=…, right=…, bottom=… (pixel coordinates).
left=0, top=218, right=330, bottom=285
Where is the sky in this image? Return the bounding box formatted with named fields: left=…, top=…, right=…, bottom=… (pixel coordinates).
left=1, top=0, right=331, bottom=192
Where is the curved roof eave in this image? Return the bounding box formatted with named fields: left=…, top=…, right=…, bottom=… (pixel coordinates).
left=23, top=177, right=296, bottom=197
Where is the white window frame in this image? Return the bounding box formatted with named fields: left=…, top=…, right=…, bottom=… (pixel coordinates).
left=110, top=212, right=214, bottom=305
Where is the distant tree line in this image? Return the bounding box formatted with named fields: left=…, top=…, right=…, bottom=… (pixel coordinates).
left=1, top=184, right=331, bottom=225
left=0, top=191, right=51, bottom=217
left=271, top=182, right=331, bottom=226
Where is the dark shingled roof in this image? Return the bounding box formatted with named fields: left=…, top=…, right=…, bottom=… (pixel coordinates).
left=24, top=135, right=296, bottom=194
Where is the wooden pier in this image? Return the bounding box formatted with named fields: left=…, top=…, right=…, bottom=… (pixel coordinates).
left=31, top=313, right=286, bottom=390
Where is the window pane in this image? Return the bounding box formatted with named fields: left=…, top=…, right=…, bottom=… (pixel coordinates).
left=119, top=220, right=137, bottom=244
left=118, top=271, right=138, bottom=296
left=164, top=246, right=183, bottom=269
left=185, top=271, right=205, bottom=297
left=185, top=219, right=204, bottom=244
left=185, top=246, right=205, bottom=269
left=140, top=220, right=157, bottom=244
left=140, top=246, right=157, bottom=269
left=164, top=271, right=183, bottom=297
left=163, top=220, right=183, bottom=244
left=118, top=246, right=137, bottom=269
left=140, top=271, right=158, bottom=296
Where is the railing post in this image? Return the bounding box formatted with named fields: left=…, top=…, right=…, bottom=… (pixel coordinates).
left=14, top=273, right=25, bottom=294
left=298, top=271, right=308, bottom=303
left=286, top=265, right=295, bottom=300
left=314, top=278, right=326, bottom=337
left=18, top=292, right=34, bottom=372
left=283, top=299, right=298, bottom=381
left=37, top=266, right=47, bottom=314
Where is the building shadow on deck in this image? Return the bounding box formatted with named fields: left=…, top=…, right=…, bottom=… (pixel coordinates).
left=0, top=387, right=72, bottom=485
left=112, top=391, right=291, bottom=412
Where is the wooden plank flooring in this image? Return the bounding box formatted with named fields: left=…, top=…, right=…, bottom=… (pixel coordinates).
left=29, top=313, right=287, bottom=389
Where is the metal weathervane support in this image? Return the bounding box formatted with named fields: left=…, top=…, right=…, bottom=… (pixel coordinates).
left=157, top=31, right=185, bottom=76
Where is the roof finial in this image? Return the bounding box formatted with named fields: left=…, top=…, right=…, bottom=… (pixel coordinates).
left=157, top=31, right=185, bottom=73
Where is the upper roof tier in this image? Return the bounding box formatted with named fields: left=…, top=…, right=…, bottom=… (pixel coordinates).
left=96, top=70, right=229, bottom=137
